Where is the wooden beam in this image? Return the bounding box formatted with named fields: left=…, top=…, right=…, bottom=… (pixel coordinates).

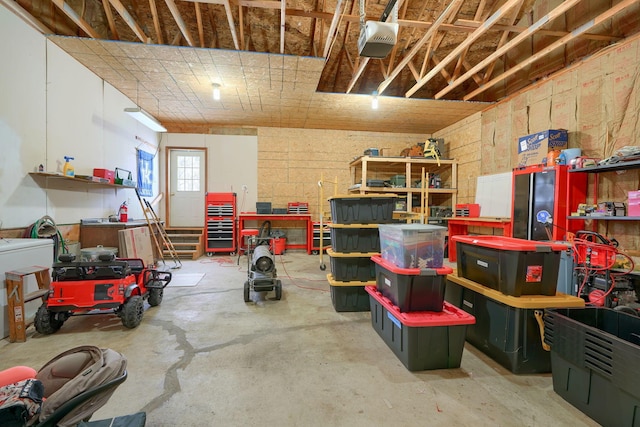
left=149, top=0, right=164, bottom=44
left=464, top=0, right=639, bottom=101
left=323, top=0, right=344, bottom=58
left=51, top=0, right=101, bottom=38
left=406, top=0, right=523, bottom=98
left=108, top=0, right=150, bottom=42
left=280, top=0, right=286, bottom=54
left=377, top=0, right=464, bottom=95
left=165, top=0, right=196, bottom=46
left=436, top=0, right=583, bottom=99
left=346, top=57, right=370, bottom=93
left=222, top=0, right=240, bottom=50
left=195, top=2, right=205, bottom=47
left=239, top=3, right=245, bottom=50
left=101, top=0, right=119, bottom=39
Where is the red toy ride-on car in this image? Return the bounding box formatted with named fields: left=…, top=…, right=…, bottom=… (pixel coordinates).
left=34, top=253, right=172, bottom=334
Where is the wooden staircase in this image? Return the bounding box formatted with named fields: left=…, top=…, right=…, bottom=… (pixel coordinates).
left=163, top=227, right=204, bottom=260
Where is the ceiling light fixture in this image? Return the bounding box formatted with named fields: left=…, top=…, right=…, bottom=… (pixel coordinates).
left=371, top=91, right=379, bottom=110
left=212, top=83, right=221, bottom=101
left=124, top=107, right=167, bottom=132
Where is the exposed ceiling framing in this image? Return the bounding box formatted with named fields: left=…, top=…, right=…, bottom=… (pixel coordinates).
left=3, top=0, right=639, bottom=134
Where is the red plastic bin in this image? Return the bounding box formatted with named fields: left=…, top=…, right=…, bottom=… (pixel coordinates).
left=372, top=255, right=452, bottom=312
left=365, top=286, right=475, bottom=371
left=453, top=235, right=566, bottom=296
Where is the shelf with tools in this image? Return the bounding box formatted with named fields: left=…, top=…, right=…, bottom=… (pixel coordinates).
left=29, top=172, right=136, bottom=191
left=348, top=156, right=457, bottom=222
left=567, top=159, right=640, bottom=221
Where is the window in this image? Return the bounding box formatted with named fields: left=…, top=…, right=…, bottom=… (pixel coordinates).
left=176, top=155, right=201, bottom=192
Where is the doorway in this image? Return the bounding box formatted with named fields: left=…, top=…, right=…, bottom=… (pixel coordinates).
left=167, top=148, right=207, bottom=227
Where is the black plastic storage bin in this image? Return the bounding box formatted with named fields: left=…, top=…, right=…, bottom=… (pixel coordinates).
left=365, top=286, right=475, bottom=371
left=543, top=307, right=640, bottom=427
left=452, top=235, right=566, bottom=296
left=445, top=274, right=584, bottom=374
left=327, top=249, right=377, bottom=282
left=328, top=195, right=396, bottom=224
left=327, top=274, right=371, bottom=312
left=329, top=224, right=380, bottom=253
left=372, top=255, right=452, bottom=312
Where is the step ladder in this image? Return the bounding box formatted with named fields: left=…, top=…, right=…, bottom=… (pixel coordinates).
left=135, top=189, right=182, bottom=270
left=5, top=266, right=51, bottom=342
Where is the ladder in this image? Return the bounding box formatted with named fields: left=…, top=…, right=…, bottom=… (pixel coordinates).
left=135, top=189, right=182, bottom=269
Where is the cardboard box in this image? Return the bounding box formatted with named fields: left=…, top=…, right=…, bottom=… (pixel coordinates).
left=118, top=227, right=154, bottom=267
left=517, top=129, right=568, bottom=167
left=628, top=191, right=640, bottom=216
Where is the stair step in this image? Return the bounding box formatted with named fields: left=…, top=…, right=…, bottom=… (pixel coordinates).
left=166, top=233, right=203, bottom=238
left=170, top=242, right=200, bottom=247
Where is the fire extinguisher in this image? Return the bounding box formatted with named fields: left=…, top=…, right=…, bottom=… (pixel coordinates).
left=118, top=202, right=128, bottom=222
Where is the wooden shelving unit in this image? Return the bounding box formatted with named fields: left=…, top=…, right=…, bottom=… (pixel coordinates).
left=349, top=156, right=457, bottom=222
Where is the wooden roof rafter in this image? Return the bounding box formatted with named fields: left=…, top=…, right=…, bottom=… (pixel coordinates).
left=464, top=0, right=640, bottom=101
left=51, top=0, right=101, bottom=38
left=435, top=0, right=585, bottom=100
left=101, top=0, right=119, bottom=39
left=165, top=0, right=196, bottom=46
left=377, top=0, right=464, bottom=95
left=108, top=0, right=151, bottom=42
left=405, top=0, right=525, bottom=98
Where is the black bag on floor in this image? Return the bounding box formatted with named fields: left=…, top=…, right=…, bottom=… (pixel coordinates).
left=0, top=378, right=44, bottom=427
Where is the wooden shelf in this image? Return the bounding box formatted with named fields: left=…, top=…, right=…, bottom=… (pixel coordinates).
left=29, top=172, right=137, bottom=190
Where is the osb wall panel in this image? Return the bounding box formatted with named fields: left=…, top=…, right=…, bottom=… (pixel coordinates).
left=256, top=128, right=428, bottom=220
left=479, top=34, right=640, bottom=253
left=434, top=112, right=482, bottom=205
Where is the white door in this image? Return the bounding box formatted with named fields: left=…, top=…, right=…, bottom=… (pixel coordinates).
left=169, top=149, right=206, bottom=227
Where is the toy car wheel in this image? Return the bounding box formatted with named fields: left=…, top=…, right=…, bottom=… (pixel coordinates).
left=148, top=288, right=163, bottom=307
left=121, top=295, right=144, bottom=329
left=275, top=280, right=282, bottom=300
left=34, top=304, right=64, bottom=335
left=244, top=281, right=251, bottom=302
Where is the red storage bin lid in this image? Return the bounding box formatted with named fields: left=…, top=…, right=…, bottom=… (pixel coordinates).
left=371, top=255, right=453, bottom=276
left=450, top=235, right=567, bottom=252
left=365, top=286, right=475, bottom=327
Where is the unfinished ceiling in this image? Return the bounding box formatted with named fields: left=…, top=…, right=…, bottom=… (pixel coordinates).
left=4, top=0, right=640, bottom=134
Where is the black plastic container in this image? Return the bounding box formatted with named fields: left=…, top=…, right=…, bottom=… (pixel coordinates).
left=327, top=249, right=376, bottom=282
left=453, top=235, right=565, bottom=296
left=543, top=307, right=640, bottom=427
left=365, top=286, right=475, bottom=371
left=327, top=274, right=371, bottom=312
left=328, top=195, right=396, bottom=224
left=445, top=274, right=584, bottom=374
left=329, top=224, right=380, bottom=253
left=372, top=255, right=451, bottom=312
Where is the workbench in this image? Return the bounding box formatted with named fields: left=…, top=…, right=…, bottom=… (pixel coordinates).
left=445, top=217, right=513, bottom=262
left=237, top=213, right=312, bottom=254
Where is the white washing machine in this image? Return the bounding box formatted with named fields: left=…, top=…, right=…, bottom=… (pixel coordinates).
left=0, top=238, right=54, bottom=339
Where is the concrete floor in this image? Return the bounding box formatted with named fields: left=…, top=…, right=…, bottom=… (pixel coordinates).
left=0, top=252, right=599, bottom=426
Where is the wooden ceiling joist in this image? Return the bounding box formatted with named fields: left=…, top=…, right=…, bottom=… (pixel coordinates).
left=149, top=0, right=164, bottom=44
left=101, top=0, right=119, bottom=39
left=165, top=0, right=196, bottom=46
left=195, top=2, right=205, bottom=47
left=406, top=0, right=524, bottom=98
left=464, top=0, right=640, bottom=101
left=323, top=0, right=345, bottom=58
left=280, top=0, right=286, bottom=53
left=377, top=0, right=464, bottom=95
left=435, top=0, right=583, bottom=100
left=51, top=0, right=101, bottom=38
left=108, top=0, right=150, bottom=42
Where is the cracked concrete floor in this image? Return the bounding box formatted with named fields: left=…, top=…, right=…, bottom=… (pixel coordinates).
left=0, top=252, right=599, bottom=426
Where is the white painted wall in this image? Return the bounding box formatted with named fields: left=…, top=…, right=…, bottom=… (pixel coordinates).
left=0, top=7, right=162, bottom=228
left=164, top=133, right=258, bottom=216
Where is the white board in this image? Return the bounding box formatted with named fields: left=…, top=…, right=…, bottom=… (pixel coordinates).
left=475, top=172, right=513, bottom=218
